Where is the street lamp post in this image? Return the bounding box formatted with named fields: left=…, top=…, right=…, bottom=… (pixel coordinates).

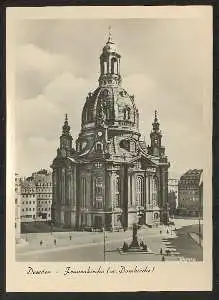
left=198, top=213, right=201, bottom=246
left=103, top=227, right=106, bottom=262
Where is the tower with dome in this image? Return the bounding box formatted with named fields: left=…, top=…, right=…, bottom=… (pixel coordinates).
left=51, top=32, right=170, bottom=230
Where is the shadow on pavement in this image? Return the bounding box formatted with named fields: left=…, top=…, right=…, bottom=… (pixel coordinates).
left=162, top=225, right=203, bottom=261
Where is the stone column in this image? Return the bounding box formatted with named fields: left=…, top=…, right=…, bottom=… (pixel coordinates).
left=160, top=167, right=169, bottom=224
left=128, top=174, right=131, bottom=207
left=105, top=170, right=112, bottom=229
left=149, top=175, right=153, bottom=207
left=117, top=59, right=120, bottom=74
left=132, top=175, right=135, bottom=207
left=147, top=175, right=150, bottom=205
left=108, top=55, right=111, bottom=74
left=144, top=173, right=147, bottom=223
left=62, top=168, right=65, bottom=205
left=111, top=171, right=116, bottom=230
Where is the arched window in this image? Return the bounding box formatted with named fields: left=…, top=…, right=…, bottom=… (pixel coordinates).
left=104, top=61, right=107, bottom=74
left=115, top=176, right=120, bottom=207
left=154, top=212, right=159, bottom=220
left=81, top=177, right=86, bottom=208
left=123, top=107, right=131, bottom=120
left=136, top=176, right=144, bottom=206
left=127, top=107, right=131, bottom=120
left=123, top=108, right=126, bottom=120
left=111, top=57, right=117, bottom=74
left=96, top=142, right=103, bottom=153
left=106, top=108, right=110, bottom=119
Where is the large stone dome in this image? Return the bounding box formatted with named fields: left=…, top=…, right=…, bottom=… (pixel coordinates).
left=81, top=85, right=139, bottom=132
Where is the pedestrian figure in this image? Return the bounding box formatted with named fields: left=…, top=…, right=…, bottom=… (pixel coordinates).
left=160, top=248, right=163, bottom=255
left=161, top=255, right=165, bottom=261
left=69, top=235, right=72, bottom=241
left=40, top=240, right=43, bottom=246
left=122, top=242, right=128, bottom=252
left=160, top=230, right=162, bottom=234
left=54, top=239, right=56, bottom=246
left=143, top=244, right=148, bottom=252
left=166, top=229, right=169, bottom=234
left=166, top=249, right=170, bottom=256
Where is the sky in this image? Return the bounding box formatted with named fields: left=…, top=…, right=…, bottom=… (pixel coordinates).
left=13, top=18, right=211, bottom=178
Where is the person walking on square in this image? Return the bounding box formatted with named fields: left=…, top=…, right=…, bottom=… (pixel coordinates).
left=54, top=239, right=56, bottom=246
left=161, top=255, right=165, bottom=261
left=160, top=248, right=163, bottom=255
left=40, top=240, right=43, bottom=246
left=69, top=235, right=72, bottom=241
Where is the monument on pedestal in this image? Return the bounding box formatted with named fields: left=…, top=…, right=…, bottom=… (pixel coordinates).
left=129, top=223, right=140, bottom=249
left=120, top=207, right=152, bottom=254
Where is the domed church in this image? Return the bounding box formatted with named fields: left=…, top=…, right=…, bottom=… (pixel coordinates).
left=51, top=33, right=170, bottom=230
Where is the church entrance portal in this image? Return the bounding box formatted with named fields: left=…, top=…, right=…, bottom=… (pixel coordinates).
left=94, top=216, right=103, bottom=229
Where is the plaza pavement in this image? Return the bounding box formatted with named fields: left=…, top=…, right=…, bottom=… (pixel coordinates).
left=16, top=218, right=203, bottom=262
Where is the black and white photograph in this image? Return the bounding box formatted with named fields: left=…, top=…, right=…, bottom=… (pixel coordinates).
left=6, top=6, right=212, bottom=292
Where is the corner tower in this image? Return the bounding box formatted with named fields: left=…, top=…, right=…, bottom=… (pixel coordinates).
left=148, top=110, right=166, bottom=157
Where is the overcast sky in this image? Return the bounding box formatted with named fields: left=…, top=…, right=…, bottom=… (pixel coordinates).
left=14, top=18, right=211, bottom=178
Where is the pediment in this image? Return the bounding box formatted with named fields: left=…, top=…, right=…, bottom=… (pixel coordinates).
left=130, top=155, right=158, bottom=170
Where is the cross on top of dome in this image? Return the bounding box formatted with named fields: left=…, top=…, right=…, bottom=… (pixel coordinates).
left=107, top=26, right=113, bottom=43
left=103, top=26, right=118, bottom=54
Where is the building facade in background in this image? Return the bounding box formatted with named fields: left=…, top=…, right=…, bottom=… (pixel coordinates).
left=20, top=169, right=52, bottom=222
left=20, top=178, right=37, bottom=222
left=168, top=178, right=179, bottom=207
left=15, top=173, right=21, bottom=241
left=51, top=34, right=170, bottom=230
left=178, top=169, right=203, bottom=217
left=168, top=178, right=179, bottom=217
left=32, top=170, right=53, bottom=221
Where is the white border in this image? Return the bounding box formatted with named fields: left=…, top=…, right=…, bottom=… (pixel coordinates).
left=6, top=6, right=212, bottom=292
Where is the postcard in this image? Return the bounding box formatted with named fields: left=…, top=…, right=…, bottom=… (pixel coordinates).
left=6, top=5, right=212, bottom=291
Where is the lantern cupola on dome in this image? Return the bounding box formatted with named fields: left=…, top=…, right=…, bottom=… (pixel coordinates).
left=99, top=28, right=121, bottom=87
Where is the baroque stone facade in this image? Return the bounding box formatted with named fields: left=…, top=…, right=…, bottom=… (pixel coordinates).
left=51, top=34, right=170, bottom=230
